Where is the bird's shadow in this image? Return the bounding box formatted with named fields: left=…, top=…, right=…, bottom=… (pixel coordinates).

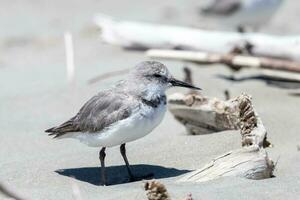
left=56, top=164, right=190, bottom=186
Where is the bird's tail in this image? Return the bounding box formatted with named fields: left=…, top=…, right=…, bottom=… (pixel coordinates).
left=45, top=118, right=79, bottom=138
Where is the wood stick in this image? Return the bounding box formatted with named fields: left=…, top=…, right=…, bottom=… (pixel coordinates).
left=64, top=32, right=75, bottom=84
left=94, top=15, right=300, bottom=61
left=147, top=49, right=300, bottom=73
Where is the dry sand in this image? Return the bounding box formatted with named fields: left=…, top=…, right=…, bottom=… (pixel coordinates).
left=0, top=0, right=300, bottom=199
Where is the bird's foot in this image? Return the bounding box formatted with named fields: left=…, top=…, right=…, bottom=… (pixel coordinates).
left=99, top=181, right=107, bottom=186
left=99, top=176, right=107, bottom=186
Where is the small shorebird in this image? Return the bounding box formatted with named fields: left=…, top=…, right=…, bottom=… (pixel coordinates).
left=45, top=61, right=201, bottom=185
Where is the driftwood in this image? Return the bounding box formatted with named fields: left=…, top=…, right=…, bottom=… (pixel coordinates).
left=147, top=49, right=300, bottom=74
left=144, top=180, right=193, bottom=200
left=169, top=93, right=274, bottom=182
left=178, top=147, right=274, bottom=182
left=144, top=180, right=171, bottom=200
left=94, top=14, right=300, bottom=61
left=168, top=93, right=270, bottom=147
left=168, top=93, right=240, bottom=135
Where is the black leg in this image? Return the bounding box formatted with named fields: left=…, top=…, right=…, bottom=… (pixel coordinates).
left=99, top=147, right=106, bottom=185
left=120, top=143, right=134, bottom=180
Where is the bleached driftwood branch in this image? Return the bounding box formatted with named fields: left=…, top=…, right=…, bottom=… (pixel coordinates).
left=168, top=93, right=240, bottom=135
left=94, top=14, right=300, bottom=61
left=178, top=147, right=274, bottom=182
left=147, top=49, right=300, bottom=74
left=170, top=93, right=274, bottom=182
left=168, top=93, right=270, bottom=147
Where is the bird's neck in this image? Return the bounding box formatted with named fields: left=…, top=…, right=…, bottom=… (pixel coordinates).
left=140, top=87, right=166, bottom=108
left=142, top=84, right=166, bottom=101
left=123, top=78, right=167, bottom=103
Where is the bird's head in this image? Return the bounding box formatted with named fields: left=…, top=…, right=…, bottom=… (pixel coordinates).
left=130, top=61, right=201, bottom=93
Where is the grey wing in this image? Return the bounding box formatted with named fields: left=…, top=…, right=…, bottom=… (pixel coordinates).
left=45, top=90, right=135, bottom=138
left=76, top=90, right=134, bottom=132
left=201, top=0, right=241, bottom=15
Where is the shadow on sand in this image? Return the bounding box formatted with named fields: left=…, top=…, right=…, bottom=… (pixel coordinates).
left=56, top=164, right=190, bottom=186
left=217, top=74, right=300, bottom=89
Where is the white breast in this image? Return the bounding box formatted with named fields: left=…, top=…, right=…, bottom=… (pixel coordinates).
left=71, top=102, right=167, bottom=147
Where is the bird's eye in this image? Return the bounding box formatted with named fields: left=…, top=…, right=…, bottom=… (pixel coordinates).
left=153, top=74, right=162, bottom=78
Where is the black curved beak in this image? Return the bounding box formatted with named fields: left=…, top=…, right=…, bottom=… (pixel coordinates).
left=169, top=78, right=201, bottom=90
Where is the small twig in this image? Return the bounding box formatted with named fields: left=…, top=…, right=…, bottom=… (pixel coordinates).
left=183, top=66, right=193, bottom=84
left=224, top=90, right=230, bottom=100
left=183, top=66, right=200, bottom=95
left=88, top=68, right=130, bottom=84
left=64, top=32, right=75, bottom=84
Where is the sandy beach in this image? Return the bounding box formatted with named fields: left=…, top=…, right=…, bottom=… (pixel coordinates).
left=0, top=0, right=300, bottom=199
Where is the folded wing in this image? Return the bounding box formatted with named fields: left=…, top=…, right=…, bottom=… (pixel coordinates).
left=45, top=90, right=134, bottom=138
